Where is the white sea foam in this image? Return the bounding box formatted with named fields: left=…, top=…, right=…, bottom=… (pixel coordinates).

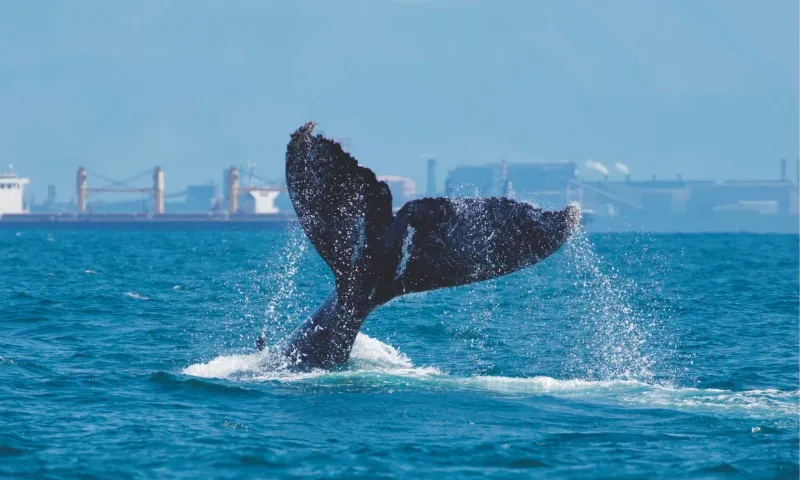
left=459, top=375, right=645, bottom=395
left=124, top=291, right=148, bottom=300
left=183, top=334, right=439, bottom=382
left=183, top=352, right=263, bottom=379
left=183, top=334, right=798, bottom=418
left=346, top=333, right=440, bottom=376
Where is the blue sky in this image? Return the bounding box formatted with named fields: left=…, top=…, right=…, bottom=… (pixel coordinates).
left=1, top=0, right=797, bottom=200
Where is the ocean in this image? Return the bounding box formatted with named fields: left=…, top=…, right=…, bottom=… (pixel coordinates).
left=1, top=229, right=797, bottom=478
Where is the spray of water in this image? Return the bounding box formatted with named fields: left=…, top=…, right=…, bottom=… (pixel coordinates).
left=205, top=224, right=315, bottom=356
left=184, top=332, right=797, bottom=421
left=207, top=196, right=675, bottom=385
left=258, top=223, right=312, bottom=344
left=559, top=229, right=675, bottom=383
left=449, top=280, right=499, bottom=375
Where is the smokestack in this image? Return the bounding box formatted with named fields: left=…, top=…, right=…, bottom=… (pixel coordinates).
left=652, top=174, right=657, bottom=181
left=625, top=174, right=631, bottom=182
left=780, top=158, right=787, bottom=182
left=677, top=173, right=683, bottom=181
left=426, top=157, right=437, bottom=196
left=46, top=185, right=56, bottom=205
left=603, top=174, right=609, bottom=182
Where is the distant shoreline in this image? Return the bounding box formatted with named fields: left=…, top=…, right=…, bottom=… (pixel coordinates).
left=0, top=212, right=797, bottom=234
left=0, top=213, right=293, bottom=231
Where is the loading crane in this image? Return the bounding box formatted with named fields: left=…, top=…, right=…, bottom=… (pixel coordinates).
left=76, top=167, right=165, bottom=214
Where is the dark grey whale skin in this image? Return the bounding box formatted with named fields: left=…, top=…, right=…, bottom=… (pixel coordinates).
left=274, top=122, right=581, bottom=370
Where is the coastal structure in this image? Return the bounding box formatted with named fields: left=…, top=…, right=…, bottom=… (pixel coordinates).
left=223, top=166, right=286, bottom=214
left=444, top=159, right=799, bottom=233
left=2, top=158, right=798, bottom=233
left=445, top=161, right=578, bottom=208
left=377, top=175, right=417, bottom=209
left=76, top=167, right=165, bottom=214
left=0, top=165, right=293, bottom=230
left=426, top=157, right=437, bottom=196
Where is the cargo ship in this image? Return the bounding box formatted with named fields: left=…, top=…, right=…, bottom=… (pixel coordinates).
left=0, top=212, right=294, bottom=231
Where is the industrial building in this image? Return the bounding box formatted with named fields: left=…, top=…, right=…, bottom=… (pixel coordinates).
left=3, top=157, right=798, bottom=233
left=443, top=158, right=799, bottom=233
left=579, top=171, right=799, bottom=220
left=377, top=175, right=417, bottom=209
left=445, top=164, right=503, bottom=198
left=445, top=161, right=578, bottom=208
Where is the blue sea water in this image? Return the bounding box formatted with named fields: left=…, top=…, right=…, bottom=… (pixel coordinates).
left=1, top=229, right=797, bottom=478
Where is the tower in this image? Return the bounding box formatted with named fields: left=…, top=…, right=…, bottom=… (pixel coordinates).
left=227, top=167, right=239, bottom=214
left=426, top=157, right=437, bottom=196
left=153, top=167, right=165, bottom=214
left=76, top=167, right=87, bottom=214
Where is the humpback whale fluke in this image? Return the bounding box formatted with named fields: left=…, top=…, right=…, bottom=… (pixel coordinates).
left=275, top=121, right=581, bottom=369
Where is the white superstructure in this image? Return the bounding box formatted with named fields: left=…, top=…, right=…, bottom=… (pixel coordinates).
left=244, top=189, right=281, bottom=214
left=0, top=166, right=30, bottom=214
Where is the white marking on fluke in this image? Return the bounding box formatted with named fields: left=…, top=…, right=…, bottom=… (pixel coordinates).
left=395, top=225, right=415, bottom=279
left=351, top=215, right=366, bottom=267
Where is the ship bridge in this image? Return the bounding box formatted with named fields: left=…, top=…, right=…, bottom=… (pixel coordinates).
left=0, top=167, right=30, bottom=214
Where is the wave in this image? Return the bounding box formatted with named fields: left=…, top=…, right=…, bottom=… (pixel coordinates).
left=124, top=292, right=148, bottom=300
left=183, top=334, right=798, bottom=419
left=182, top=334, right=441, bottom=383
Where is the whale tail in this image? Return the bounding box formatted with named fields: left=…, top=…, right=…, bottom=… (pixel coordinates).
left=285, top=122, right=395, bottom=305
left=278, top=122, right=580, bottom=365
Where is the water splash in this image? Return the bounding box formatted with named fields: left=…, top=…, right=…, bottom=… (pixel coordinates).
left=453, top=281, right=499, bottom=375
left=184, top=333, right=440, bottom=382
left=416, top=203, right=674, bottom=382
left=560, top=229, right=673, bottom=383
left=183, top=333, right=798, bottom=420
left=258, top=223, right=312, bottom=343
left=208, top=204, right=675, bottom=384
left=205, top=226, right=316, bottom=355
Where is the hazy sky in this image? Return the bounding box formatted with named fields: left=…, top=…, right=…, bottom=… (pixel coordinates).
left=1, top=0, right=797, bottom=200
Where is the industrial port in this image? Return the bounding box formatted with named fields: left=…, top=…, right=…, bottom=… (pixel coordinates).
left=0, top=158, right=798, bottom=233
left=443, top=158, right=799, bottom=233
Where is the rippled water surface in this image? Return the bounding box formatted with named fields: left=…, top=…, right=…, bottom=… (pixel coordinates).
left=1, top=230, right=798, bottom=478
